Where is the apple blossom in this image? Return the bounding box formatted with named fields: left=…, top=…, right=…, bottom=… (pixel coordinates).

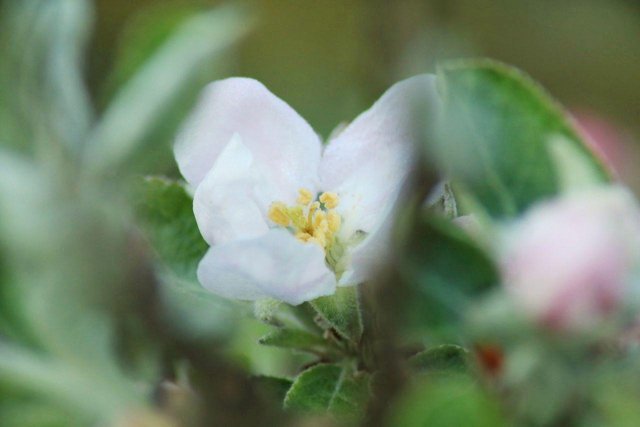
left=174, top=75, right=437, bottom=305
left=500, top=186, right=640, bottom=331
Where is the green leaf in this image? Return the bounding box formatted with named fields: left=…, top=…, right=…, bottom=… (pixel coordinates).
left=254, top=298, right=286, bottom=327
left=311, top=287, right=363, bottom=343
left=258, top=329, right=327, bottom=354
left=0, top=152, right=132, bottom=375
left=0, top=343, right=143, bottom=422
left=400, top=214, right=498, bottom=330
left=102, top=4, right=203, bottom=101
left=390, top=375, right=506, bottom=427
left=284, top=364, right=370, bottom=418
left=0, top=397, right=86, bottom=427
left=135, top=176, right=207, bottom=281
left=84, top=6, right=249, bottom=174
left=0, top=0, right=93, bottom=152
left=435, top=59, right=609, bottom=219
left=409, top=344, right=469, bottom=373
left=254, top=299, right=325, bottom=334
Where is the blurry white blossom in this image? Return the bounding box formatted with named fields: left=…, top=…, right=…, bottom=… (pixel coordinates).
left=174, top=76, right=436, bottom=304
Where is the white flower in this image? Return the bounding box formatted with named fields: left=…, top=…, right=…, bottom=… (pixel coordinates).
left=500, top=186, right=640, bottom=331
left=174, top=75, right=437, bottom=304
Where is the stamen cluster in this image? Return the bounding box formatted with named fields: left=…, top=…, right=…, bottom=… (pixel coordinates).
left=268, top=188, right=341, bottom=251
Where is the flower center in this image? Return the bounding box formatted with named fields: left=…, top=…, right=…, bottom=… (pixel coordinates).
left=268, top=188, right=341, bottom=252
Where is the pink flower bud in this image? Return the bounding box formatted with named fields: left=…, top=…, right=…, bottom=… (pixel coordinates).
left=500, top=186, right=640, bottom=332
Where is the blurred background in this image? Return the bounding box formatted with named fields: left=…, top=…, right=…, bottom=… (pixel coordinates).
left=92, top=0, right=640, bottom=160
left=1, top=0, right=640, bottom=426
left=85, top=0, right=640, bottom=189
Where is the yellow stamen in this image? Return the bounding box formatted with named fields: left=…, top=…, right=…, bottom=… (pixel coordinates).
left=268, top=188, right=342, bottom=253
left=288, top=205, right=307, bottom=229
left=268, top=202, right=290, bottom=227
left=297, top=188, right=313, bottom=206
left=313, top=211, right=327, bottom=229
left=320, top=192, right=339, bottom=209
left=307, top=201, right=320, bottom=225
left=327, top=210, right=341, bottom=233
left=296, top=231, right=313, bottom=242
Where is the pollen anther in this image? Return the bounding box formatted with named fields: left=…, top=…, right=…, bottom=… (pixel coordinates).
left=320, top=192, right=339, bottom=209
left=297, top=188, right=314, bottom=205
left=268, top=202, right=291, bottom=227
left=268, top=189, right=342, bottom=252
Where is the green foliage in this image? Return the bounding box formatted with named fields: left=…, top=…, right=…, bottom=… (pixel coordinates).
left=103, top=4, right=205, bottom=102
left=0, top=343, right=143, bottom=422
left=84, top=5, right=248, bottom=175
left=284, top=364, right=370, bottom=419
left=259, top=329, right=328, bottom=354
left=0, top=0, right=93, bottom=153
left=0, top=2, right=255, bottom=425
left=435, top=59, right=610, bottom=218
left=0, top=395, right=85, bottom=427
left=409, top=344, right=469, bottom=373
left=0, top=150, right=148, bottom=424
left=135, top=176, right=206, bottom=281
left=390, top=375, right=506, bottom=427
left=400, top=213, right=498, bottom=329
left=311, top=287, right=363, bottom=344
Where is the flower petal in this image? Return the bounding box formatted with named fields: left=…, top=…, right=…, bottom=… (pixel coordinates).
left=193, top=134, right=271, bottom=245
left=197, top=229, right=337, bottom=305
left=320, top=74, right=439, bottom=238
left=338, top=192, right=399, bottom=286
left=175, top=77, right=322, bottom=200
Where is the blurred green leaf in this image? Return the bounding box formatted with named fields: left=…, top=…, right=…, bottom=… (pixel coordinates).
left=254, top=299, right=326, bottom=335
left=0, top=343, right=143, bottom=423
left=400, top=214, right=498, bottom=330
left=389, top=375, right=505, bottom=427
left=0, top=396, right=85, bottom=427
left=409, top=344, right=469, bottom=373
left=0, top=152, right=50, bottom=339
left=0, top=0, right=93, bottom=152
left=593, top=365, right=640, bottom=427
left=0, top=151, right=149, bottom=423
left=311, top=287, right=363, bottom=344
left=84, top=5, right=249, bottom=174
left=254, top=298, right=287, bottom=327
left=500, top=341, right=581, bottom=426
left=284, top=364, right=370, bottom=418
left=435, top=59, right=610, bottom=218
left=135, top=176, right=206, bottom=281
left=258, top=328, right=328, bottom=355
left=102, top=3, right=203, bottom=101
left=227, top=318, right=312, bottom=378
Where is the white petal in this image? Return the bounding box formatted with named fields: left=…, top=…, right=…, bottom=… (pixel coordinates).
left=175, top=77, right=322, bottom=200
left=320, top=74, right=439, bottom=238
left=197, top=229, right=336, bottom=305
left=338, top=192, right=399, bottom=286
left=193, top=134, right=271, bottom=245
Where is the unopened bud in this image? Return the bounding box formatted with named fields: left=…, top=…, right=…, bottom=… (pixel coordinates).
left=500, top=186, right=640, bottom=332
